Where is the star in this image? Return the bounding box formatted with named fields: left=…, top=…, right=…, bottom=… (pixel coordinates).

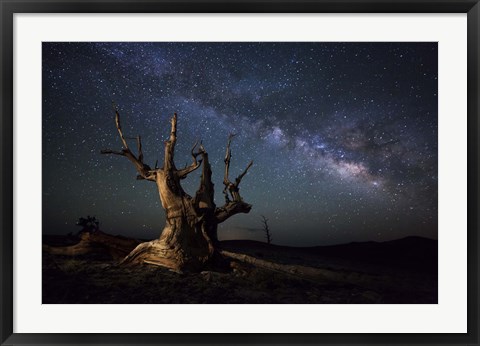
left=42, top=42, right=438, bottom=246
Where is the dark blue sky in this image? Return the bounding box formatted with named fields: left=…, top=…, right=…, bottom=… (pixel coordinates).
left=42, top=42, right=437, bottom=246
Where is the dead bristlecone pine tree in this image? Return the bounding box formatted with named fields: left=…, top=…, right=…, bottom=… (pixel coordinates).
left=101, top=107, right=253, bottom=271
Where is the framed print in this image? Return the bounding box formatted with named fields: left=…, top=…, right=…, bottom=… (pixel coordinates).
left=1, top=1, right=479, bottom=345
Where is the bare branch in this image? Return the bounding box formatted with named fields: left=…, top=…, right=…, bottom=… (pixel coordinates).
left=102, top=108, right=157, bottom=182
left=214, top=134, right=253, bottom=223
left=114, top=108, right=129, bottom=150
left=191, top=139, right=200, bottom=155
left=164, top=113, right=178, bottom=171
left=222, top=134, right=252, bottom=203
left=215, top=201, right=252, bottom=224
left=235, top=160, right=253, bottom=187
left=177, top=140, right=203, bottom=179
left=223, top=133, right=236, bottom=188
left=177, top=161, right=202, bottom=179
left=170, top=113, right=177, bottom=143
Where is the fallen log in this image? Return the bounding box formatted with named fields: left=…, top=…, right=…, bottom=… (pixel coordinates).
left=219, top=250, right=393, bottom=291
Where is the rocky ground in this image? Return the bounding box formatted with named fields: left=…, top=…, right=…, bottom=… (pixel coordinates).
left=42, top=236, right=437, bottom=304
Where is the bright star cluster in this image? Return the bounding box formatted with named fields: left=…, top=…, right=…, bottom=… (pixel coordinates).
left=43, top=42, right=437, bottom=246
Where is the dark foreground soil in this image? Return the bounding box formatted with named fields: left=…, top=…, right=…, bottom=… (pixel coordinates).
left=42, top=236, right=437, bottom=304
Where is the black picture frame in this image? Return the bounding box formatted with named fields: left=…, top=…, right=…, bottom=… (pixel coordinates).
left=1, top=1, right=479, bottom=345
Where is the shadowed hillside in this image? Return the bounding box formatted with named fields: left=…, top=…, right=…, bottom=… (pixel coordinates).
left=221, top=236, right=437, bottom=272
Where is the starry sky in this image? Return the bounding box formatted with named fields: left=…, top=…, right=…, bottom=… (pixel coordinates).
left=42, top=42, right=437, bottom=246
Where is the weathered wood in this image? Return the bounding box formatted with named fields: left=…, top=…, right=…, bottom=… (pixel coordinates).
left=222, top=134, right=253, bottom=203
left=219, top=250, right=354, bottom=285
left=43, top=231, right=141, bottom=260
left=220, top=250, right=410, bottom=293
left=102, top=110, right=253, bottom=271
left=177, top=140, right=202, bottom=179
left=101, top=107, right=157, bottom=181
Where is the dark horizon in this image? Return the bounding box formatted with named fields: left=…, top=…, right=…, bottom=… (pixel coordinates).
left=42, top=42, right=438, bottom=247
left=43, top=231, right=437, bottom=248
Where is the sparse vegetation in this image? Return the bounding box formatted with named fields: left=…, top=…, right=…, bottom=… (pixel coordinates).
left=43, top=236, right=438, bottom=304
left=76, top=215, right=100, bottom=233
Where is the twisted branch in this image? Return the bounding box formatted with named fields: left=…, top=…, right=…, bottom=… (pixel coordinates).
left=101, top=108, right=156, bottom=181
left=215, top=134, right=253, bottom=223
left=177, top=140, right=203, bottom=179
left=222, top=134, right=253, bottom=203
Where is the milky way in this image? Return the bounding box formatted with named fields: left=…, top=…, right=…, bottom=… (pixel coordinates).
left=42, top=42, right=437, bottom=246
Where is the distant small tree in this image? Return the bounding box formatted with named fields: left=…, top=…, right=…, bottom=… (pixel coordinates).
left=76, top=215, right=100, bottom=233
left=260, top=215, right=272, bottom=244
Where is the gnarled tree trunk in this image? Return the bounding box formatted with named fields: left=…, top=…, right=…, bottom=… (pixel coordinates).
left=102, top=109, right=252, bottom=271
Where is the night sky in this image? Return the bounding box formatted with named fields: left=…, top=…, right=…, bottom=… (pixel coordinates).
left=42, top=42, right=437, bottom=246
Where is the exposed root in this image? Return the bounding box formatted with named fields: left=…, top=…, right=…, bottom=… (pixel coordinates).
left=121, top=239, right=211, bottom=272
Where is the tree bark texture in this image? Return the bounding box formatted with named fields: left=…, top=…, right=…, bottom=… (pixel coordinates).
left=102, top=109, right=253, bottom=271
